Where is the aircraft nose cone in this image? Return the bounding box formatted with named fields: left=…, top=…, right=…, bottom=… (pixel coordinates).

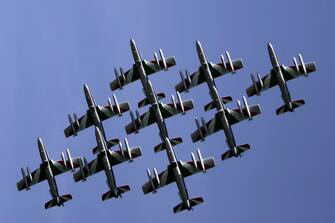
left=195, top=41, right=207, bottom=64
left=94, top=126, right=102, bottom=137
left=130, top=38, right=135, bottom=46
left=37, top=137, right=43, bottom=145
left=195, top=40, right=201, bottom=49
left=130, top=38, right=137, bottom=52
left=37, top=137, right=44, bottom=150
left=195, top=40, right=202, bottom=54
left=83, top=84, right=89, bottom=92
left=267, top=42, right=280, bottom=67
left=83, top=84, right=91, bottom=97
left=130, top=38, right=141, bottom=61
left=95, top=127, right=105, bottom=142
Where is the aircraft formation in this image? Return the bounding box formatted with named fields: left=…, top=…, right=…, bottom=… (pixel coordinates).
left=17, top=39, right=317, bottom=213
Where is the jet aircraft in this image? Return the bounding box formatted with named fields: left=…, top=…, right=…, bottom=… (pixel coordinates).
left=64, top=84, right=130, bottom=153
left=246, top=43, right=317, bottom=115
left=73, top=127, right=142, bottom=201
left=110, top=39, right=215, bottom=213
left=17, top=138, right=81, bottom=209
left=175, top=41, right=261, bottom=160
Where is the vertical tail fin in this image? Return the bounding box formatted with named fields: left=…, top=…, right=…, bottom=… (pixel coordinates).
left=173, top=197, right=204, bottom=214
left=44, top=194, right=72, bottom=209
left=101, top=185, right=130, bottom=201
left=276, top=99, right=305, bottom=115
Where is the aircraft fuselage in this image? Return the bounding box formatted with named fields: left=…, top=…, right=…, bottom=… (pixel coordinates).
left=84, top=84, right=107, bottom=138
left=95, top=128, right=118, bottom=196
left=196, top=41, right=238, bottom=155
left=165, top=138, right=190, bottom=210
left=101, top=151, right=118, bottom=196
left=268, top=43, right=292, bottom=111
left=37, top=138, right=60, bottom=203
left=130, top=38, right=191, bottom=209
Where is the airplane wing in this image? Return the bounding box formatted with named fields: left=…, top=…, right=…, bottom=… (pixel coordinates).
left=209, top=59, right=243, bottom=78
left=191, top=113, right=223, bottom=143
left=143, top=57, right=176, bottom=75
left=73, top=148, right=142, bottom=182
left=246, top=61, right=316, bottom=97
left=159, top=100, right=194, bottom=119
left=245, top=72, right=278, bottom=97
left=282, top=62, right=316, bottom=81
left=175, top=69, right=206, bottom=92
left=191, top=105, right=261, bottom=142
left=17, top=168, right=47, bottom=191
left=97, top=103, right=130, bottom=120
left=179, top=158, right=215, bottom=178
left=225, top=104, right=261, bottom=126
left=142, top=166, right=175, bottom=194
left=64, top=103, right=130, bottom=137
left=17, top=157, right=82, bottom=191
left=50, top=158, right=82, bottom=176
left=142, top=159, right=214, bottom=194
left=106, top=147, right=142, bottom=166
left=73, top=157, right=104, bottom=182
left=125, top=107, right=157, bottom=134
left=110, top=57, right=176, bottom=90
left=175, top=60, right=243, bottom=92
left=64, top=111, right=94, bottom=137
left=125, top=100, right=194, bottom=134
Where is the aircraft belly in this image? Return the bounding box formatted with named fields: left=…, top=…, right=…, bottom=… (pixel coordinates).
left=45, top=166, right=58, bottom=198
left=102, top=156, right=116, bottom=190
left=91, top=111, right=102, bottom=126
left=172, top=166, right=189, bottom=204
left=219, top=112, right=236, bottom=149
left=274, top=68, right=291, bottom=105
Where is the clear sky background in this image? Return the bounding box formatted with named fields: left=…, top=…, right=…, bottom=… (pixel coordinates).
left=0, top=0, right=333, bottom=222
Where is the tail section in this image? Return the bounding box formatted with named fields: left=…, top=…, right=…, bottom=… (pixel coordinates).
left=44, top=194, right=72, bottom=209
left=154, top=137, right=182, bottom=153
left=92, top=138, right=119, bottom=154
left=276, top=99, right=305, bottom=115
left=221, top=144, right=250, bottom=161
left=173, top=197, right=204, bottom=214
left=138, top=93, right=165, bottom=108
left=204, top=96, right=233, bottom=111
left=101, top=185, right=130, bottom=201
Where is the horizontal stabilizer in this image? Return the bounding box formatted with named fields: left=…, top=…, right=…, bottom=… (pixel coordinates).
left=204, top=96, right=233, bottom=111
left=138, top=93, right=165, bottom=108
left=154, top=137, right=183, bottom=153
left=44, top=194, right=72, bottom=209
left=221, top=144, right=250, bottom=161
left=173, top=197, right=204, bottom=214
left=101, top=185, right=130, bottom=201
left=276, top=99, right=305, bottom=115
left=92, top=138, right=120, bottom=154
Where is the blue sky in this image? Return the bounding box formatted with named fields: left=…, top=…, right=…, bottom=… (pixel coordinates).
left=0, top=0, right=334, bottom=222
